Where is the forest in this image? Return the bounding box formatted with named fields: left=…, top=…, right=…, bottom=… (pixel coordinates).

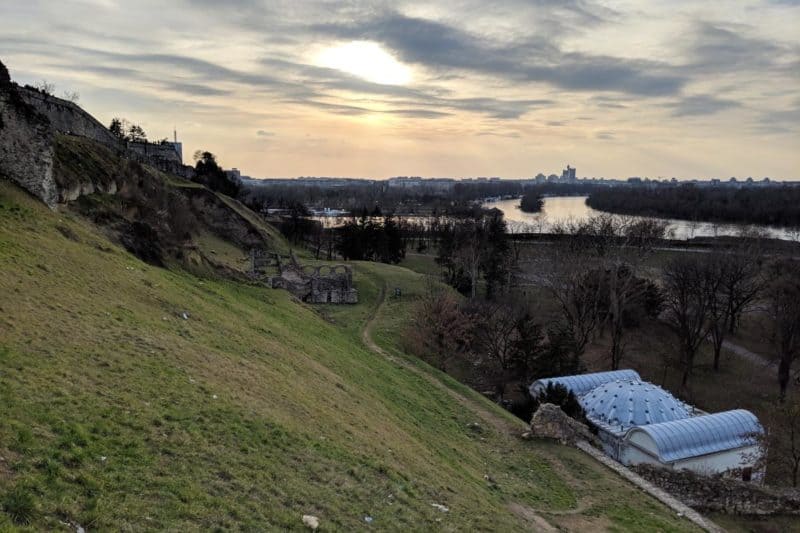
left=586, top=184, right=800, bottom=227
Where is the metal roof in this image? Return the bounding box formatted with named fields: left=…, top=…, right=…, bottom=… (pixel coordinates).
left=624, top=409, right=763, bottom=462
left=580, top=380, right=691, bottom=431
left=529, top=369, right=641, bottom=398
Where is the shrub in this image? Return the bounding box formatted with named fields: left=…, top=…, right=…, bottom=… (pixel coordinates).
left=120, top=221, right=164, bottom=267
left=2, top=486, right=37, bottom=525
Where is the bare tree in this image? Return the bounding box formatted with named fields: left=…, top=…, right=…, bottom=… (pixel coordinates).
left=763, top=396, right=800, bottom=486
left=545, top=215, right=666, bottom=370
left=62, top=90, right=80, bottom=103
left=409, top=278, right=473, bottom=371
left=533, top=243, right=602, bottom=360
left=661, top=254, right=719, bottom=387
left=469, top=300, right=521, bottom=400
left=766, top=260, right=800, bottom=401
left=604, top=218, right=667, bottom=370
left=705, top=254, right=729, bottom=373
left=34, top=80, right=54, bottom=95
left=456, top=229, right=483, bottom=299
left=704, top=245, right=765, bottom=371
left=504, top=232, right=525, bottom=290
left=722, top=247, right=765, bottom=335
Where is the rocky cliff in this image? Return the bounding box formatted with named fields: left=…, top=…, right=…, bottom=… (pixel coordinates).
left=0, top=60, right=59, bottom=207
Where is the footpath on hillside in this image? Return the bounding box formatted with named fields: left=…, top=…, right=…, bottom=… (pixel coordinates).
left=360, top=278, right=721, bottom=532
left=360, top=282, right=524, bottom=436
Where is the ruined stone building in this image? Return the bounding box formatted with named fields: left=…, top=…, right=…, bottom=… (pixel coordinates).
left=250, top=250, right=358, bottom=304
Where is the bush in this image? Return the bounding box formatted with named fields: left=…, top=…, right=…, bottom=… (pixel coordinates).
left=2, top=486, right=37, bottom=525
left=120, top=221, right=164, bottom=267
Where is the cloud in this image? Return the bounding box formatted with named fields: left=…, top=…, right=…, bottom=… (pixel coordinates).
left=683, top=21, right=795, bottom=75
left=310, top=12, right=687, bottom=96
left=2, top=0, right=798, bottom=179
left=665, top=95, right=740, bottom=117
left=158, top=80, right=232, bottom=96
left=476, top=130, right=522, bottom=138
left=261, top=57, right=551, bottom=118
left=386, top=109, right=452, bottom=118
left=752, top=102, right=800, bottom=134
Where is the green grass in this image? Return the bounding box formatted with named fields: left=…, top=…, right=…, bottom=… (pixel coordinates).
left=398, top=252, right=441, bottom=278
left=0, top=181, right=698, bottom=531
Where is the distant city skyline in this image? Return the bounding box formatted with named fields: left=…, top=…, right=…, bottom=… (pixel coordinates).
left=1, top=1, right=798, bottom=179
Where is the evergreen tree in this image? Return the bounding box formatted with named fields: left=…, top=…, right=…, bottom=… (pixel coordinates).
left=109, top=118, right=125, bottom=140
left=193, top=151, right=240, bottom=198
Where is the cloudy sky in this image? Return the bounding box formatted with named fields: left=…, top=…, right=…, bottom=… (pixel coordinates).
left=1, top=1, right=798, bottom=179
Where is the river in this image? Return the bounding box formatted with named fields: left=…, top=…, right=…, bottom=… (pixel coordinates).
left=483, top=196, right=797, bottom=241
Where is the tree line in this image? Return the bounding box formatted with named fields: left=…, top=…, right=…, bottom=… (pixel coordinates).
left=241, top=179, right=531, bottom=217
left=587, top=184, right=800, bottom=227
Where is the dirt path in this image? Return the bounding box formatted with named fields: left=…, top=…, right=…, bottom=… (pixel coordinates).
left=360, top=282, right=524, bottom=437
left=721, top=339, right=776, bottom=369
left=360, top=280, right=713, bottom=531
left=361, top=282, right=564, bottom=529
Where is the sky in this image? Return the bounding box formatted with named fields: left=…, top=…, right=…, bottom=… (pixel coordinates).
left=1, top=0, right=799, bottom=180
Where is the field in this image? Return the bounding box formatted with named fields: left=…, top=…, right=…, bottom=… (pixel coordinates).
left=0, top=181, right=699, bottom=530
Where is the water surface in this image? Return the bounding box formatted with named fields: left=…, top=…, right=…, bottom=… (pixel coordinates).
left=484, top=196, right=796, bottom=241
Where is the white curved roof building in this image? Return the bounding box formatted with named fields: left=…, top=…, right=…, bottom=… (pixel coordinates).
left=580, top=379, right=691, bottom=431
left=622, top=409, right=764, bottom=481
left=529, top=370, right=764, bottom=482
left=529, top=369, right=640, bottom=398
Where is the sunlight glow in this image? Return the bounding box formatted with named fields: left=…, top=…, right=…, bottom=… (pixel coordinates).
left=316, top=41, right=412, bottom=86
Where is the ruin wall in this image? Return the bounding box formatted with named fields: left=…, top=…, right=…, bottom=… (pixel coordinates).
left=633, top=464, right=800, bottom=515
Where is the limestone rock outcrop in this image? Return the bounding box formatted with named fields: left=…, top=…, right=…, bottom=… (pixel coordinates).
left=0, top=62, right=59, bottom=207
left=529, top=403, right=596, bottom=445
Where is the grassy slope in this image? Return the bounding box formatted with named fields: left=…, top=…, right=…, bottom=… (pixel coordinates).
left=0, top=182, right=695, bottom=531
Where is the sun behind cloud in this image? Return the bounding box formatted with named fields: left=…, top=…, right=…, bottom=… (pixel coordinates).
left=315, top=41, right=412, bottom=86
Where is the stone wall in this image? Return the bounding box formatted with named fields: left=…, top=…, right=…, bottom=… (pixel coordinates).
left=0, top=80, right=59, bottom=207
left=18, top=87, right=194, bottom=180
left=633, top=464, right=800, bottom=515
left=263, top=255, right=358, bottom=304
left=0, top=58, right=194, bottom=207
left=18, top=88, right=121, bottom=148
left=127, top=141, right=181, bottom=164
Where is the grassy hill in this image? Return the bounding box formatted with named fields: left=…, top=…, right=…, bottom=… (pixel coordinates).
left=0, top=180, right=699, bottom=531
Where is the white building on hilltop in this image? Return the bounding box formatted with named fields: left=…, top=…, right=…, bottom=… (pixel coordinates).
left=530, top=370, right=764, bottom=482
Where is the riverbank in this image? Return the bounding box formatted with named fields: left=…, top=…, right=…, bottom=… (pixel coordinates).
left=484, top=196, right=799, bottom=241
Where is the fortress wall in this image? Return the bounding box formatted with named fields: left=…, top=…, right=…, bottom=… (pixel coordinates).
left=127, top=142, right=182, bottom=164
left=18, top=86, right=191, bottom=178
left=1, top=71, right=195, bottom=207
left=18, top=88, right=122, bottom=149
left=0, top=86, right=59, bottom=207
